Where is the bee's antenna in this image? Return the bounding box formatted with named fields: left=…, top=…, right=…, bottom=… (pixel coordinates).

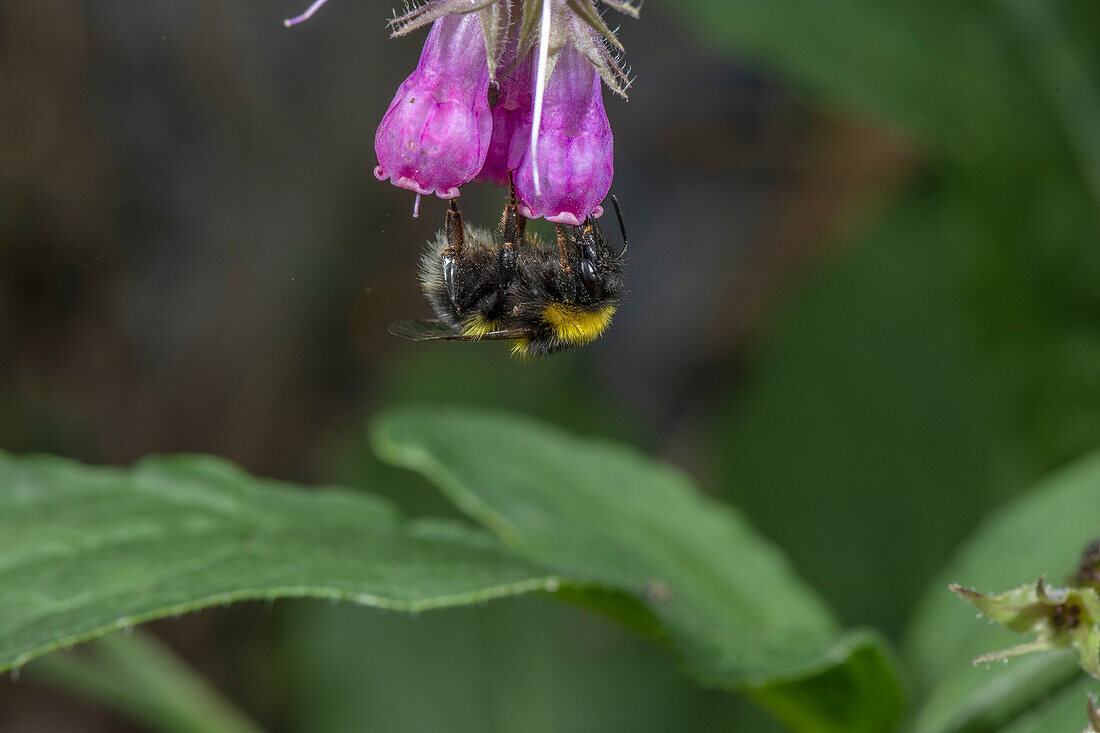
left=610, top=195, right=628, bottom=258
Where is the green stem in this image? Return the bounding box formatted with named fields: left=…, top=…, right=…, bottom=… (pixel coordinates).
left=27, top=630, right=266, bottom=733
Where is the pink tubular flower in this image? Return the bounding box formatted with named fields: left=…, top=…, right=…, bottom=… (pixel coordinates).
left=373, top=12, right=491, bottom=204
left=511, top=44, right=613, bottom=225
left=475, top=50, right=533, bottom=187
left=284, top=0, right=638, bottom=221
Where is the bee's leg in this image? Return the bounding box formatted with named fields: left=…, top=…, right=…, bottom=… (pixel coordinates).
left=500, top=208, right=526, bottom=260
left=516, top=205, right=527, bottom=242
left=555, top=224, right=572, bottom=274
left=444, top=199, right=465, bottom=254
left=499, top=201, right=520, bottom=244
left=510, top=173, right=526, bottom=243
left=500, top=173, right=527, bottom=245
left=441, top=201, right=466, bottom=311
left=498, top=173, right=526, bottom=280
left=499, top=238, right=518, bottom=281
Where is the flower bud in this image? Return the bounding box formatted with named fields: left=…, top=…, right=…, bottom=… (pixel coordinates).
left=512, top=44, right=613, bottom=226
left=374, top=12, right=491, bottom=201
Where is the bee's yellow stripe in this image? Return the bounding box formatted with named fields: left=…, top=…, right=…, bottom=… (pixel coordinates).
left=542, top=304, right=615, bottom=345
left=461, top=316, right=500, bottom=337
left=510, top=338, right=532, bottom=359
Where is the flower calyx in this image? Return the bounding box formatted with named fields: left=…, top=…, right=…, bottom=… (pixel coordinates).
left=952, top=576, right=1100, bottom=679
left=390, top=0, right=635, bottom=96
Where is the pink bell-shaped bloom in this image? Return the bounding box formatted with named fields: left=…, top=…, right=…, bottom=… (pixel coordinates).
left=475, top=50, right=533, bottom=187
left=287, top=0, right=636, bottom=220
left=511, top=45, right=613, bottom=225
left=374, top=12, right=491, bottom=202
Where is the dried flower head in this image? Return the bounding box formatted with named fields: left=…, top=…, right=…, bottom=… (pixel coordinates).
left=1074, top=538, right=1100, bottom=588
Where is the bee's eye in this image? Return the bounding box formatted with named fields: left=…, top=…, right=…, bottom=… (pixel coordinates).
left=580, top=258, right=603, bottom=298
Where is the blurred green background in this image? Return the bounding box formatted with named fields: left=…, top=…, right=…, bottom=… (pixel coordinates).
left=1, top=0, right=1098, bottom=730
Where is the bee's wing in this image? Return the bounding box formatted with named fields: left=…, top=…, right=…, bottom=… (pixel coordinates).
left=388, top=319, right=529, bottom=342
left=388, top=319, right=459, bottom=340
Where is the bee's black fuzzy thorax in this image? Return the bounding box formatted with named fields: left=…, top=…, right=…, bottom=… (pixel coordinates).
left=419, top=225, right=507, bottom=331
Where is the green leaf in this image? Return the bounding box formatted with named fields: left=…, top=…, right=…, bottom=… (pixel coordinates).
left=903, top=451, right=1100, bottom=732
left=671, top=0, right=1084, bottom=172
left=684, top=1, right=1100, bottom=470
left=371, top=406, right=903, bottom=732
left=711, top=185, right=1023, bottom=636
left=0, top=451, right=561, bottom=673
left=746, top=635, right=903, bottom=733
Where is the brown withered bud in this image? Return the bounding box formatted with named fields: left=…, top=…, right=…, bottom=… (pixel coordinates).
left=1072, top=538, right=1100, bottom=588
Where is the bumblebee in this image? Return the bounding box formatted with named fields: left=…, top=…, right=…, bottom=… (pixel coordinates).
left=389, top=189, right=627, bottom=357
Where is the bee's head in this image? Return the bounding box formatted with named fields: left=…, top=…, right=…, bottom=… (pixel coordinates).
left=571, top=199, right=628, bottom=307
